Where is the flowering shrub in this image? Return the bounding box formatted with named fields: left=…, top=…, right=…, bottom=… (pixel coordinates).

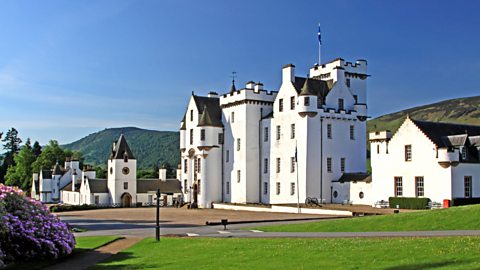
left=0, top=184, right=75, bottom=265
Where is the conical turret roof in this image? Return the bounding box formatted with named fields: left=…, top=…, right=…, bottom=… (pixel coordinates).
left=299, top=77, right=316, bottom=96
left=229, top=80, right=237, bottom=93
left=198, top=104, right=223, bottom=127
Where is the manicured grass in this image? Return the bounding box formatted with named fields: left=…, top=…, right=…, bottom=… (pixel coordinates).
left=75, top=235, right=122, bottom=250
left=5, top=236, right=121, bottom=270
left=94, top=237, right=480, bottom=269
left=252, top=204, right=480, bottom=232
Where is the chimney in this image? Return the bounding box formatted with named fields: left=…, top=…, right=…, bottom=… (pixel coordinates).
left=282, top=64, right=295, bottom=84
left=254, top=82, right=263, bottom=92
left=159, top=167, right=167, bottom=181
left=207, top=91, right=218, bottom=98
left=246, top=81, right=255, bottom=89
left=176, top=164, right=181, bottom=180
left=334, top=66, right=346, bottom=85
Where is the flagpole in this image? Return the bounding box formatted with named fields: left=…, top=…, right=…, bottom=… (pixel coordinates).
left=318, top=23, right=322, bottom=65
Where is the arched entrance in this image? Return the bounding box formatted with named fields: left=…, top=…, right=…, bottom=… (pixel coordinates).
left=121, top=193, right=132, bottom=207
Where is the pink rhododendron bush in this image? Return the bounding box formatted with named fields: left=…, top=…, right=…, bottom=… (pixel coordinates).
left=0, top=184, right=75, bottom=266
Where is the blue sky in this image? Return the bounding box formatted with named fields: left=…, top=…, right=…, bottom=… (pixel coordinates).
left=1, top=0, right=479, bottom=145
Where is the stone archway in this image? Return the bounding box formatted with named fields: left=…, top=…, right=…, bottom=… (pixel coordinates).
left=121, top=193, right=132, bottom=207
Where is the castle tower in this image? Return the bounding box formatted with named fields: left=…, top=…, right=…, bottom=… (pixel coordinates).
left=107, top=134, right=137, bottom=206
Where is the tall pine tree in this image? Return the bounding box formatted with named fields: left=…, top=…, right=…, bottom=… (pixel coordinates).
left=5, top=139, right=36, bottom=191
left=1, top=128, right=22, bottom=183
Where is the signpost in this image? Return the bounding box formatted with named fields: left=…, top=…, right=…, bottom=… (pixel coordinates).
left=156, top=188, right=160, bottom=241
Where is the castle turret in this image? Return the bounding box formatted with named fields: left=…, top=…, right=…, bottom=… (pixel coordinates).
left=298, top=78, right=318, bottom=117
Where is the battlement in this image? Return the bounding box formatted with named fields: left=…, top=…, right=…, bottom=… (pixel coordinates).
left=220, top=85, right=278, bottom=107
left=310, top=58, right=368, bottom=78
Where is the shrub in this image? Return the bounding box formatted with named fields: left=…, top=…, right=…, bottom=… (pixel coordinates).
left=452, top=197, right=480, bottom=206
left=388, top=197, right=431, bottom=210
left=0, top=184, right=75, bottom=265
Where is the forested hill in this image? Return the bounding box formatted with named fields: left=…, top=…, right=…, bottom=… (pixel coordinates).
left=62, top=127, right=179, bottom=169
left=367, top=96, right=480, bottom=134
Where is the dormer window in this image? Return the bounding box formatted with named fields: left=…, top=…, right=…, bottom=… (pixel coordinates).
left=304, top=97, right=310, bottom=106
left=461, top=147, right=467, bottom=160
left=346, top=78, right=350, bottom=87
left=338, top=98, right=344, bottom=111
left=123, top=152, right=128, bottom=162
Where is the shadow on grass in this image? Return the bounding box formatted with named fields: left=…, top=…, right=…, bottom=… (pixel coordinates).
left=383, top=259, right=473, bottom=270
left=89, top=251, right=136, bottom=269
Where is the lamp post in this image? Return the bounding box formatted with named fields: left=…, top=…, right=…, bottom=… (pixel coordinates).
left=156, top=188, right=160, bottom=241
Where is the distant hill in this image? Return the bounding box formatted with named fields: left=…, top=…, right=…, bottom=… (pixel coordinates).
left=367, top=96, right=480, bottom=134
left=62, top=127, right=179, bottom=169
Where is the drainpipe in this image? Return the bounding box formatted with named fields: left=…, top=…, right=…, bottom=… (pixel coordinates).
left=258, top=108, right=263, bottom=203
left=221, top=128, right=225, bottom=202
left=320, top=117, right=323, bottom=203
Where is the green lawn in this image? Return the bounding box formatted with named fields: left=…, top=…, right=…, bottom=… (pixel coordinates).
left=93, top=237, right=480, bottom=270
left=251, top=204, right=480, bottom=232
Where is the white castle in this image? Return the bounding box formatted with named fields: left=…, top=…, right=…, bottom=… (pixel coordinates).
left=179, top=58, right=372, bottom=208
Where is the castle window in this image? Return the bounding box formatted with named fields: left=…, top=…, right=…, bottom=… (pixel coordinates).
left=346, top=78, right=350, bottom=87
left=276, top=182, right=281, bottom=195
left=317, top=97, right=322, bottom=108
left=461, top=147, right=467, bottom=160
left=415, top=177, right=424, bottom=197
left=340, top=158, right=346, bottom=173
left=198, top=180, right=201, bottom=194
left=197, top=158, right=201, bottom=173
left=353, top=95, right=358, bottom=103
left=327, top=124, right=332, bottom=139
left=231, top=112, right=235, bottom=123
left=264, top=127, right=269, bottom=142
left=184, top=159, right=188, bottom=173
left=226, top=181, right=230, bottom=195
left=291, top=124, right=295, bottom=139
left=291, top=157, right=295, bottom=173
left=237, top=170, right=241, bottom=183
left=264, top=182, right=268, bottom=195
left=190, top=110, right=193, bottom=121
left=226, top=150, right=229, bottom=162
left=327, top=157, right=332, bottom=173
left=304, top=97, right=310, bottom=106
left=465, top=176, right=472, bottom=198
left=184, top=180, right=187, bottom=193
left=276, top=158, right=281, bottom=173
left=394, top=177, right=403, bottom=197
left=95, top=195, right=99, bottom=204
left=350, top=125, right=355, bottom=140
left=124, top=182, right=128, bottom=190
left=190, top=129, right=193, bottom=145
left=200, top=129, right=205, bottom=141
left=276, top=125, right=281, bottom=140
left=290, top=96, right=295, bottom=110
left=264, top=158, right=268, bottom=173
left=279, top=99, right=283, bottom=112
left=405, top=145, right=412, bottom=161
left=290, top=183, right=295, bottom=196
left=338, top=98, right=344, bottom=110
left=124, top=153, right=128, bottom=163
left=377, top=144, right=380, bottom=154
left=218, top=133, right=224, bottom=144
left=237, top=138, right=241, bottom=151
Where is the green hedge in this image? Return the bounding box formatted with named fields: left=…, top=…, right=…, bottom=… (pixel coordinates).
left=452, top=198, right=480, bottom=206
left=49, top=204, right=106, bottom=212
left=388, top=197, right=431, bottom=210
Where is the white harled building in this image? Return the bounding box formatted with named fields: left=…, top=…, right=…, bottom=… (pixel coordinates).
left=179, top=58, right=372, bottom=208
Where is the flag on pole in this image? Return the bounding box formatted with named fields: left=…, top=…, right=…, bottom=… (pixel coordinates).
left=317, top=24, right=322, bottom=45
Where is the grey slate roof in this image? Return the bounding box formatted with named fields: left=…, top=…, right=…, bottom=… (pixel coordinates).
left=41, top=170, right=52, bottom=179
left=193, top=95, right=223, bottom=127
left=337, top=173, right=372, bottom=183
left=110, top=134, right=136, bottom=160
left=53, top=163, right=64, bottom=175
left=87, top=179, right=108, bottom=193
left=198, top=105, right=223, bottom=127
left=412, top=119, right=480, bottom=147
left=61, top=182, right=81, bottom=192
left=137, top=179, right=182, bottom=194
left=299, top=78, right=317, bottom=96
left=293, top=76, right=331, bottom=104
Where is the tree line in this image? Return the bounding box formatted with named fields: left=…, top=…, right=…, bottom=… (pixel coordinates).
left=0, top=128, right=85, bottom=192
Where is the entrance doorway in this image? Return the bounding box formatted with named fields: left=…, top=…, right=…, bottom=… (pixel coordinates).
left=121, top=193, right=132, bottom=207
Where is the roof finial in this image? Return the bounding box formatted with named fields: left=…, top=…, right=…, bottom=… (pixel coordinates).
left=230, top=71, right=237, bottom=93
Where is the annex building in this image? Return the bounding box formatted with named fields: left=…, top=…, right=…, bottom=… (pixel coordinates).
left=179, top=58, right=371, bottom=208
left=370, top=116, right=480, bottom=204
left=32, top=134, right=182, bottom=206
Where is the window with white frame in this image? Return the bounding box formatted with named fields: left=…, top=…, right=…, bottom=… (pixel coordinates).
left=190, top=110, right=193, bottom=121
left=198, top=180, right=201, bottom=194
left=395, top=177, right=403, bottom=197
left=327, top=124, right=332, bottom=139
left=291, top=124, right=295, bottom=139
left=349, top=125, right=355, bottom=140
left=231, top=112, right=235, bottom=123
left=264, top=158, right=268, bottom=174
left=190, top=129, right=193, bottom=144
left=276, top=182, right=281, bottom=195
left=200, top=129, right=205, bottom=141
left=226, top=181, right=230, bottom=195
left=290, top=182, right=295, bottom=195
left=218, top=133, right=224, bottom=144
left=415, top=176, right=424, bottom=197
left=237, top=138, right=241, bottom=151
left=290, top=96, right=295, bottom=110
left=340, top=158, right=345, bottom=172
left=338, top=98, right=344, bottom=110
left=264, top=127, right=269, bottom=142
left=276, top=125, right=281, bottom=140
left=279, top=98, right=283, bottom=112
left=226, top=150, right=229, bottom=162
left=462, top=147, right=467, bottom=160
left=276, top=158, right=281, bottom=173
left=263, top=182, right=268, bottom=195
left=304, top=96, right=310, bottom=106
left=291, top=157, right=295, bottom=173
left=327, top=157, right=332, bottom=173
left=184, top=159, right=188, bottom=173
left=184, top=180, right=187, bottom=193
left=405, top=145, right=412, bottom=161
left=237, top=170, right=241, bottom=183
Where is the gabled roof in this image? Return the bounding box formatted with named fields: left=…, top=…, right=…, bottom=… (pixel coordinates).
left=110, top=134, right=135, bottom=160
left=412, top=119, right=480, bottom=147
left=137, top=179, right=182, bottom=194
left=87, top=179, right=108, bottom=193
left=192, top=95, right=223, bottom=127
left=293, top=76, right=331, bottom=103
left=61, top=182, right=81, bottom=192
left=337, top=173, right=372, bottom=183
left=441, top=134, right=468, bottom=147
left=53, top=163, right=64, bottom=175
